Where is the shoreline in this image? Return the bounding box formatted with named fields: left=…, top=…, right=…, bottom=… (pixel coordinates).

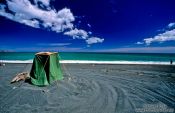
left=0, top=60, right=174, bottom=65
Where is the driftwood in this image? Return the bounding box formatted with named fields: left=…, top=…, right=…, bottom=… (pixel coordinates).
left=11, top=72, right=30, bottom=83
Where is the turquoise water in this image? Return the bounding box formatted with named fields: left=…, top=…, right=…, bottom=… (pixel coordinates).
left=0, top=52, right=175, bottom=62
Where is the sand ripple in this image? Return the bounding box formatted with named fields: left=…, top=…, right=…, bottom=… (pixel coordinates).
left=0, top=64, right=175, bottom=113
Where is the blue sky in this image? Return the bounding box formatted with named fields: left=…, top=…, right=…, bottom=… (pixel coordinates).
left=0, top=0, right=175, bottom=52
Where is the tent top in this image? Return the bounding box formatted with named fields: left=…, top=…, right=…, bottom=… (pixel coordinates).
left=36, top=52, right=57, bottom=55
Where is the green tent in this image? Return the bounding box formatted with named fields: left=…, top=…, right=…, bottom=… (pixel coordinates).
left=30, top=52, right=63, bottom=86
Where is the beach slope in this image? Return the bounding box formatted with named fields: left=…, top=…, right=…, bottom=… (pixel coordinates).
left=0, top=63, right=175, bottom=113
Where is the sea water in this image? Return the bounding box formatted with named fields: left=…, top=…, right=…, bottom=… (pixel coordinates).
left=0, top=52, right=175, bottom=64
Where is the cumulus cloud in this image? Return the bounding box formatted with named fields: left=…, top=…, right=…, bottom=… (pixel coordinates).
left=168, top=22, right=175, bottom=28
left=64, top=28, right=88, bottom=39
left=0, top=0, right=74, bottom=31
left=144, top=29, right=175, bottom=45
left=136, top=42, right=144, bottom=45
left=87, top=23, right=91, bottom=28
left=21, top=19, right=40, bottom=28
left=34, top=0, right=50, bottom=7
left=136, top=22, right=175, bottom=45
left=86, top=37, right=104, bottom=44
left=0, top=0, right=104, bottom=45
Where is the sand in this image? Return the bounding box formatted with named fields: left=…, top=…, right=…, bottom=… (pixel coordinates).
left=0, top=63, right=175, bottom=113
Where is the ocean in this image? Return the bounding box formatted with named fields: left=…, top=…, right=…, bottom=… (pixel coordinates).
left=0, top=52, right=175, bottom=64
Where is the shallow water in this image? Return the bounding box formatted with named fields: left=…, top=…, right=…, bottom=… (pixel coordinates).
left=0, top=64, right=175, bottom=113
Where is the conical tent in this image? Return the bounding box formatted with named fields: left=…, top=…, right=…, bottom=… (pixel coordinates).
left=30, top=52, right=63, bottom=86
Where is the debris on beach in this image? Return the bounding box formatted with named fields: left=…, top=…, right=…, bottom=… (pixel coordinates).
left=10, top=72, right=30, bottom=83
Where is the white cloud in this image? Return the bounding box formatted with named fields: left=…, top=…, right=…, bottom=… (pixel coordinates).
left=87, top=23, right=91, bottom=28
left=21, top=19, right=40, bottom=28
left=34, top=0, right=50, bottom=7
left=0, top=0, right=75, bottom=32
left=64, top=28, right=88, bottom=39
left=144, top=29, right=175, bottom=45
left=88, top=31, right=92, bottom=34
left=136, top=42, right=144, bottom=45
left=0, top=5, right=40, bottom=28
left=0, top=0, right=104, bottom=45
left=136, top=22, right=175, bottom=46
left=86, top=37, right=104, bottom=44
left=168, top=22, right=175, bottom=28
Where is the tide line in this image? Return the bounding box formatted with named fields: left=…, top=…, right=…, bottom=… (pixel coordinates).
left=0, top=60, right=173, bottom=65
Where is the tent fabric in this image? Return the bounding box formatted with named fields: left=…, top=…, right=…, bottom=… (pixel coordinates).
left=30, top=52, right=63, bottom=86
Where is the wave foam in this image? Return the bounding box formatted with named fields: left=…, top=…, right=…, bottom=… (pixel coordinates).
left=0, top=60, right=173, bottom=65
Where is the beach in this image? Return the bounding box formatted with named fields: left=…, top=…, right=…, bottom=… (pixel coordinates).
left=0, top=63, right=175, bottom=113
left=1, top=0, right=175, bottom=112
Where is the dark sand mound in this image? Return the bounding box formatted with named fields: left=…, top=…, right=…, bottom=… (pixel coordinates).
left=0, top=64, right=175, bottom=113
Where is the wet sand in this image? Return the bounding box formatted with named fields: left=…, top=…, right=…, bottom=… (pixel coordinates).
left=0, top=63, right=175, bottom=113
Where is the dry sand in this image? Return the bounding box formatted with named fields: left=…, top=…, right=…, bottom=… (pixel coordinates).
left=0, top=63, right=175, bottom=113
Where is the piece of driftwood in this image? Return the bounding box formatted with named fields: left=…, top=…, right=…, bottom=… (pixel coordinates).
left=11, top=72, right=30, bottom=83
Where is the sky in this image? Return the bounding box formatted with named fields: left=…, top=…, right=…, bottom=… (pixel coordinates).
left=0, top=0, right=175, bottom=53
